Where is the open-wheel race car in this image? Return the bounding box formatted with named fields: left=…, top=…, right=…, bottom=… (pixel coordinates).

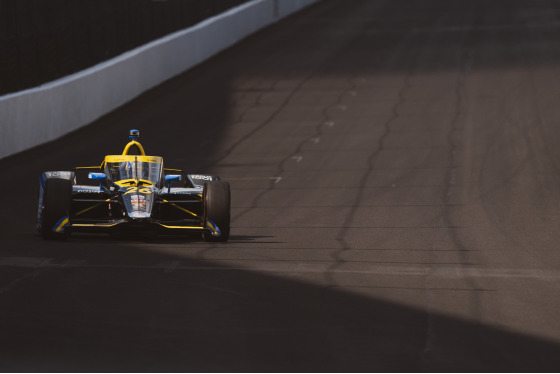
left=37, top=130, right=230, bottom=242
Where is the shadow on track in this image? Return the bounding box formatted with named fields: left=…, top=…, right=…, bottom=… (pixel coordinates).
left=0, top=242, right=559, bottom=372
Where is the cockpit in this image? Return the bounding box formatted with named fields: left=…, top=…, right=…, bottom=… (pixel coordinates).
left=103, top=155, right=163, bottom=185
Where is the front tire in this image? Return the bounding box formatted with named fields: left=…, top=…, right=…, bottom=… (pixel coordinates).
left=40, top=178, right=73, bottom=240
left=202, top=181, right=230, bottom=242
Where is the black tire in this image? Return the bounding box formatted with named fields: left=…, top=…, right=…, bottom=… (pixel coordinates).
left=40, top=178, right=73, bottom=240
left=202, top=181, right=230, bottom=242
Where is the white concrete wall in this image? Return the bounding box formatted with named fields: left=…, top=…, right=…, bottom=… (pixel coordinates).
left=277, top=0, right=320, bottom=18
left=0, top=0, right=319, bottom=160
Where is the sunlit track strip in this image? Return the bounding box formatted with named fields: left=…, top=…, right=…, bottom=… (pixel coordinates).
left=0, top=256, right=559, bottom=280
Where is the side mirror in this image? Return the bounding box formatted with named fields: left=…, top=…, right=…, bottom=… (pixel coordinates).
left=165, top=174, right=181, bottom=181
left=165, top=174, right=181, bottom=193
left=88, top=172, right=107, bottom=191
left=88, top=172, right=107, bottom=180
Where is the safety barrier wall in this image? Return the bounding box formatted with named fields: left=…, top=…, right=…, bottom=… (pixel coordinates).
left=0, top=0, right=319, bottom=160
left=277, top=0, right=319, bottom=18
left=0, top=0, right=251, bottom=96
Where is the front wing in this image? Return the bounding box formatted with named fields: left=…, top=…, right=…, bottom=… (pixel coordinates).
left=68, top=186, right=219, bottom=235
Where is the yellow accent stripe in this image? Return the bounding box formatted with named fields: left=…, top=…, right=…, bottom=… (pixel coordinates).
left=163, top=199, right=199, bottom=217
left=72, top=223, right=120, bottom=228
left=55, top=218, right=69, bottom=233
left=75, top=198, right=112, bottom=216
left=122, top=140, right=146, bottom=156
left=75, top=166, right=102, bottom=170
left=115, top=179, right=156, bottom=188
left=114, top=179, right=139, bottom=187
left=206, top=220, right=217, bottom=233
left=72, top=222, right=204, bottom=229
left=104, top=155, right=162, bottom=163
left=76, top=204, right=101, bottom=216
left=158, top=224, right=204, bottom=230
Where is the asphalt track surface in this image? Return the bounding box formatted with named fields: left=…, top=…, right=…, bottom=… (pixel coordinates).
left=2, top=0, right=560, bottom=371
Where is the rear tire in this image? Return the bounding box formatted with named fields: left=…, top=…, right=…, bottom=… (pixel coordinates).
left=40, top=178, right=73, bottom=240
left=202, top=181, right=230, bottom=242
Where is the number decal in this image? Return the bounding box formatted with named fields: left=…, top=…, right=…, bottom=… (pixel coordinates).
left=123, top=187, right=152, bottom=195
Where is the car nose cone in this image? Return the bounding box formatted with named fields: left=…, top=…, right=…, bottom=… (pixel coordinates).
left=121, top=187, right=156, bottom=219
left=128, top=211, right=151, bottom=219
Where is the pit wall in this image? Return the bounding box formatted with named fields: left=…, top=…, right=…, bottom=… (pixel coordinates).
left=0, top=0, right=319, bottom=160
